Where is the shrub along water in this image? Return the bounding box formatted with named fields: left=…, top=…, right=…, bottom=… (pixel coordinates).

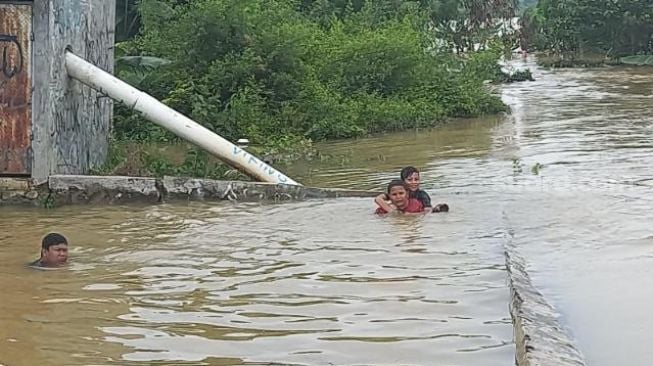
left=108, top=0, right=512, bottom=178
left=520, top=0, right=653, bottom=67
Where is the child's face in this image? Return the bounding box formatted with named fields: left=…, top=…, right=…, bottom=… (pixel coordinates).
left=388, top=186, right=409, bottom=209
left=404, top=172, right=420, bottom=192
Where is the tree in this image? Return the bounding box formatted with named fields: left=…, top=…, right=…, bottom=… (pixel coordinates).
left=521, top=0, right=653, bottom=56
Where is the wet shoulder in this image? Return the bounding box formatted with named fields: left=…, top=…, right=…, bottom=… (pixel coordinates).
left=27, top=259, right=60, bottom=270
left=28, top=259, right=42, bottom=268
left=412, top=190, right=432, bottom=206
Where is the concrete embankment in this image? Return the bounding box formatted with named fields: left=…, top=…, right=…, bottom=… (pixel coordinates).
left=505, top=237, right=587, bottom=366
left=0, top=175, right=379, bottom=206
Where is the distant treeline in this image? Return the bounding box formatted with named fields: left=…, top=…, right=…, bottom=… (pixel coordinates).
left=521, top=0, right=653, bottom=57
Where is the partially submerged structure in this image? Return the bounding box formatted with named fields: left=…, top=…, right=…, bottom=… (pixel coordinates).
left=0, top=0, right=114, bottom=182
left=0, top=0, right=295, bottom=184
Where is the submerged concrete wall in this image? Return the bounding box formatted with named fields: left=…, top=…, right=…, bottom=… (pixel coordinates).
left=0, top=175, right=379, bottom=207
left=506, top=248, right=587, bottom=366
left=0, top=178, right=44, bottom=205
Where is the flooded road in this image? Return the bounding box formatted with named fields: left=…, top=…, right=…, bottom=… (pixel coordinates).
left=1, top=59, right=652, bottom=366
left=293, top=59, right=653, bottom=366
left=498, top=63, right=653, bottom=366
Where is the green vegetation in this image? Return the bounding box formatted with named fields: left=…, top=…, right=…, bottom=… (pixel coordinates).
left=39, top=192, right=56, bottom=209
left=520, top=0, right=653, bottom=67
left=512, top=158, right=544, bottom=176
left=501, top=69, right=534, bottom=82
left=512, top=158, right=523, bottom=175
left=91, top=142, right=250, bottom=180
left=111, top=0, right=519, bottom=178
left=530, top=162, right=544, bottom=175
left=620, top=55, right=653, bottom=66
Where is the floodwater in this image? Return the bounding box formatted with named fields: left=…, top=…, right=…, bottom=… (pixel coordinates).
left=1, top=58, right=652, bottom=366
left=0, top=201, right=512, bottom=366
left=293, top=59, right=653, bottom=366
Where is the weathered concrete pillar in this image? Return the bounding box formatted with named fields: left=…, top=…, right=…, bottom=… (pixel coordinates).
left=30, top=0, right=115, bottom=182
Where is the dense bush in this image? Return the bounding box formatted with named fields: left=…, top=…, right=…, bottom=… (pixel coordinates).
left=113, top=0, right=508, bottom=150
left=521, top=0, right=653, bottom=57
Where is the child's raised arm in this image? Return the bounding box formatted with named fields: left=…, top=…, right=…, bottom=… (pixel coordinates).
left=374, top=193, right=395, bottom=213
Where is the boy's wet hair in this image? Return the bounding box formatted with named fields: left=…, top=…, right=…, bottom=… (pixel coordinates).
left=400, top=166, right=419, bottom=180
left=432, top=203, right=449, bottom=213
left=387, top=179, right=408, bottom=194
left=42, top=233, right=68, bottom=250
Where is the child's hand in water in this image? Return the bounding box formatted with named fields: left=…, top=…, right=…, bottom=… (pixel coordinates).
left=432, top=204, right=449, bottom=213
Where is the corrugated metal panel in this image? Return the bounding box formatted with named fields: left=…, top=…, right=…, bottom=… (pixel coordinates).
left=0, top=4, right=31, bottom=175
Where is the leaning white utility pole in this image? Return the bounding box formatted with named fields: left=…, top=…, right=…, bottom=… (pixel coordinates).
left=64, top=51, right=300, bottom=186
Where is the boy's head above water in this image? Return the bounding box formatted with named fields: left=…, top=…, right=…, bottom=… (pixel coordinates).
left=400, top=166, right=420, bottom=192
left=40, top=233, right=69, bottom=267
left=432, top=203, right=449, bottom=213
left=386, top=180, right=410, bottom=209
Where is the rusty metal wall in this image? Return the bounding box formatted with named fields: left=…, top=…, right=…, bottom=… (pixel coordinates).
left=0, top=4, right=31, bottom=175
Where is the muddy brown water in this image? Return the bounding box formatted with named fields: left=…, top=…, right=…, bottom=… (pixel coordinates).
left=290, top=60, right=653, bottom=366
left=1, top=58, right=652, bottom=366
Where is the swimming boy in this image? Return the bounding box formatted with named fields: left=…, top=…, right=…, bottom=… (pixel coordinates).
left=31, top=233, right=69, bottom=268
left=375, top=166, right=436, bottom=213
left=375, top=180, right=424, bottom=215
